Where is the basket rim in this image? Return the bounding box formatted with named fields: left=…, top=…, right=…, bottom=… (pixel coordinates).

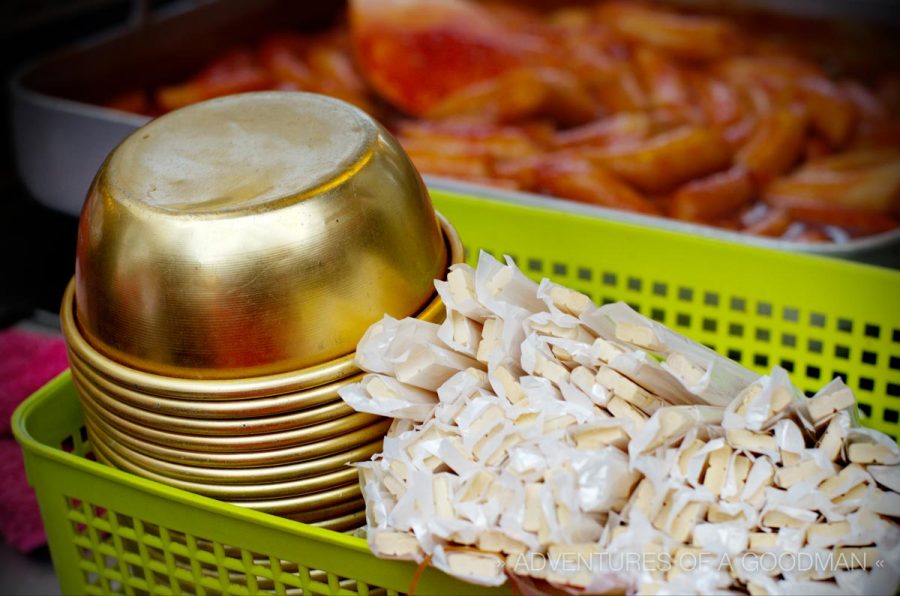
left=429, top=190, right=900, bottom=281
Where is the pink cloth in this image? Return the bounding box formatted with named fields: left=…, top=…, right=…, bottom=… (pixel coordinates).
left=1, top=330, right=69, bottom=435
left=0, top=440, right=48, bottom=552
left=0, top=328, right=68, bottom=553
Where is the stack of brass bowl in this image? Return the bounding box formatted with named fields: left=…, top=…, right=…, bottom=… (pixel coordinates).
left=61, top=92, right=461, bottom=532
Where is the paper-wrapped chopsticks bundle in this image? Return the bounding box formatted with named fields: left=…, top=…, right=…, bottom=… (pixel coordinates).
left=339, top=252, right=899, bottom=595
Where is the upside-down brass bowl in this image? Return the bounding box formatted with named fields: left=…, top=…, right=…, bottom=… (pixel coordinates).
left=76, top=91, right=448, bottom=379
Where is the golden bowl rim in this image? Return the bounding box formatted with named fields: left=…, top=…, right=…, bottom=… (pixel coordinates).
left=88, top=426, right=361, bottom=500
left=94, top=428, right=362, bottom=513
left=283, top=500, right=365, bottom=524
left=226, top=482, right=363, bottom=514
left=71, top=363, right=372, bottom=439
left=304, top=509, right=365, bottom=532
left=68, top=348, right=358, bottom=417
left=76, top=375, right=380, bottom=452
left=85, top=432, right=382, bottom=483
left=83, top=407, right=391, bottom=468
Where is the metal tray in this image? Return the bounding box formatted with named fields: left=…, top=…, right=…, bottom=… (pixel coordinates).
left=10, top=0, right=900, bottom=267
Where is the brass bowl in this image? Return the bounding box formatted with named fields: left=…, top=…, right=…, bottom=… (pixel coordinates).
left=61, top=240, right=454, bottom=399
left=88, top=434, right=380, bottom=484
left=68, top=349, right=352, bottom=419
left=88, top=425, right=359, bottom=500
left=90, top=421, right=363, bottom=513
left=71, top=364, right=376, bottom=439
left=76, top=92, right=449, bottom=379
left=284, top=500, right=365, bottom=524
left=84, top=407, right=390, bottom=468
left=76, top=378, right=379, bottom=451
left=301, top=510, right=365, bottom=532
left=227, top=484, right=363, bottom=516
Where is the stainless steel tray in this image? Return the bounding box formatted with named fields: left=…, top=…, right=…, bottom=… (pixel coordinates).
left=10, top=0, right=900, bottom=267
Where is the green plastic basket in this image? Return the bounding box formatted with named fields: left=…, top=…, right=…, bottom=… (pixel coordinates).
left=13, top=189, right=900, bottom=595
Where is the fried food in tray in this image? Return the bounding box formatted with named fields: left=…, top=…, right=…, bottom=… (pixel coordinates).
left=104, top=0, right=900, bottom=243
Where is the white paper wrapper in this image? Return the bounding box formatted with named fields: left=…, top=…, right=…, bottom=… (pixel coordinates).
left=693, top=522, right=749, bottom=556
left=438, top=309, right=483, bottom=358
left=436, top=367, right=488, bottom=405
left=846, top=428, right=900, bottom=465
left=456, top=396, right=505, bottom=449
left=582, top=302, right=758, bottom=406
left=507, top=444, right=548, bottom=482
left=434, top=263, right=492, bottom=322
left=836, top=565, right=900, bottom=596
left=818, top=411, right=851, bottom=462
left=479, top=313, right=531, bottom=371
left=568, top=366, right=611, bottom=406
left=400, top=419, right=452, bottom=467
left=537, top=278, right=594, bottom=317
left=723, top=367, right=802, bottom=432
left=868, top=465, right=900, bottom=493
left=355, top=315, right=442, bottom=375
left=369, top=529, right=423, bottom=561
left=340, top=254, right=900, bottom=594
left=558, top=379, right=597, bottom=412
left=527, top=310, right=594, bottom=343
left=338, top=375, right=437, bottom=421
left=630, top=405, right=724, bottom=456
left=541, top=336, right=597, bottom=369
left=741, top=457, right=776, bottom=507
left=521, top=332, right=571, bottom=386
left=772, top=418, right=806, bottom=460
left=430, top=544, right=507, bottom=586
left=395, top=342, right=484, bottom=391
left=359, top=462, right=395, bottom=529
left=486, top=363, right=527, bottom=405
left=668, top=348, right=759, bottom=406
left=805, top=377, right=860, bottom=427
left=474, top=252, right=544, bottom=316
left=570, top=446, right=640, bottom=512
left=608, top=350, right=701, bottom=406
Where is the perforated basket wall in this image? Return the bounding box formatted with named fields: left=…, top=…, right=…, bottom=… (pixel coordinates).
left=435, top=191, right=900, bottom=439
left=13, top=190, right=900, bottom=595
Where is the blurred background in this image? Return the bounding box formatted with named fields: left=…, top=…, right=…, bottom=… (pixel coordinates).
left=1, top=0, right=162, bottom=325
left=3, top=0, right=900, bottom=327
